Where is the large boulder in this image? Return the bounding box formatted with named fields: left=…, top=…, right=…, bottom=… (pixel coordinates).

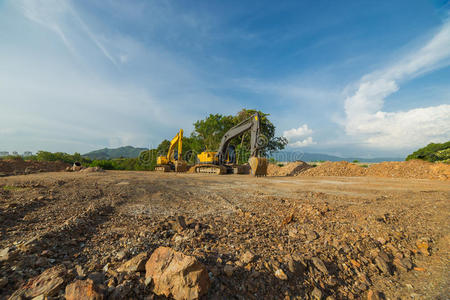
left=145, top=247, right=210, bottom=300
left=65, top=279, right=104, bottom=300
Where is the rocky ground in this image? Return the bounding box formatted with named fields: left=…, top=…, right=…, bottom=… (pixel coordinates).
left=0, top=171, right=449, bottom=299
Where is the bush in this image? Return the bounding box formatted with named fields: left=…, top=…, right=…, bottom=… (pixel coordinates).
left=406, top=141, right=450, bottom=162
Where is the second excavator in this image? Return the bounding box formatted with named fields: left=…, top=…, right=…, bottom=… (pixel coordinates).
left=155, top=129, right=188, bottom=172
left=191, top=112, right=268, bottom=176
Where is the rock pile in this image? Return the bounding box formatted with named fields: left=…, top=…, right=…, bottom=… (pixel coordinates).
left=366, top=160, right=450, bottom=180
left=300, top=161, right=368, bottom=177
left=6, top=247, right=209, bottom=300
left=267, top=161, right=312, bottom=176
left=300, top=160, right=450, bottom=180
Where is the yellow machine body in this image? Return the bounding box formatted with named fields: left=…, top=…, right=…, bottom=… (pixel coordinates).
left=197, top=151, right=219, bottom=164
left=156, top=129, right=187, bottom=172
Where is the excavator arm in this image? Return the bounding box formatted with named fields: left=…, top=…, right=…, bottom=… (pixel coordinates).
left=166, top=129, right=183, bottom=163
left=216, top=113, right=262, bottom=165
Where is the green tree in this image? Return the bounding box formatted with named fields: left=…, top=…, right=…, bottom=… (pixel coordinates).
left=192, top=114, right=235, bottom=151
left=232, top=109, right=288, bottom=156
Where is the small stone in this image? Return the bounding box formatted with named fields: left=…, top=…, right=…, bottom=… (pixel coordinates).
left=0, top=277, right=8, bottom=289
left=116, top=250, right=127, bottom=260
left=274, top=269, right=288, bottom=280
left=35, top=256, right=48, bottom=267
left=224, top=265, right=234, bottom=277
left=367, top=289, right=383, bottom=300
left=87, top=272, right=105, bottom=284
left=288, top=227, right=298, bottom=238
left=65, top=278, right=105, bottom=300
left=311, top=287, right=323, bottom=299
left=75, top=265, right=85, bottom=277
left=240, top=251, right=255, bottom=264
left=117, top=252, right=148, bottom=273
left=0, top=247, right=12, bottom=262
left=374, top=256, right=391, bottom=275
left=416, top=240, right=430, bottom=256
left=311, top=257, right=328, bottom=274
left=306, top=230, right=319, bottom=241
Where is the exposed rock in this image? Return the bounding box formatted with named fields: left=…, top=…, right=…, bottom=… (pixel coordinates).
left=145, top=247, right=210, bottom=300
left=9, top=265, right=65, bottom=299
left=65, top=278, right=104, bottom=300
left=117, top=252, right=148, bottom=273
left=240, top=250, right=255, bottom=264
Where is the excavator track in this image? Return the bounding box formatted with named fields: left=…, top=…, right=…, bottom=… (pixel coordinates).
left=190, top=164, right=227, bottom=175
left=155, top=165, right=171, bottom=172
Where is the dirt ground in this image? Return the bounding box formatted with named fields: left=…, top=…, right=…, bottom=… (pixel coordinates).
left=1, top=171, right=449, bottom=299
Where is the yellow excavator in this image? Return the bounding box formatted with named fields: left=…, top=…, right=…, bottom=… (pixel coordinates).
left=191, top=112, right=268, bottom=176
left=155, top=129, right=188, bottom=172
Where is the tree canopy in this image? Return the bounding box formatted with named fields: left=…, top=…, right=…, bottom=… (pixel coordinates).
left=406, top=141, right=450, bottom=163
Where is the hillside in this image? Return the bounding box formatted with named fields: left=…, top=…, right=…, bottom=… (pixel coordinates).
left=83, top=146, right=147, bottom=160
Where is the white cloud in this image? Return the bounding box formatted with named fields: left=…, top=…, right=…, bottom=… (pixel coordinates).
left=283, top=124, right=316, bottom=148
left=283, top=124, right=313, bottom=139
left=344, top=19, right=450, bottom=149
left=290, top=137, right=316, bottom=148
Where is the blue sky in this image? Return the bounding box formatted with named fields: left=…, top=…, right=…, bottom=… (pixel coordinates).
left=0, top=0, right=449, bottom=157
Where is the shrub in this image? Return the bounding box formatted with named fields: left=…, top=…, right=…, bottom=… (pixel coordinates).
left=406, top=141, right=450, bottom=162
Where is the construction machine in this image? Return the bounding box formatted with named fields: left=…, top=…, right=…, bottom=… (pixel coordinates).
left=156, top=129, right=188, bottom=172
left=191, top=112, right=268, bottom=176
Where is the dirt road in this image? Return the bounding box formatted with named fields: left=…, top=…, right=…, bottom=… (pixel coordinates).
left=1, top=171, right=449, bottom=299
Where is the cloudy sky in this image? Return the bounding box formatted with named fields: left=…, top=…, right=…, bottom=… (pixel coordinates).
left=1, top=0, right=449, bottom=157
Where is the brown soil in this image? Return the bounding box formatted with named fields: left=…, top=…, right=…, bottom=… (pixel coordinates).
left=0, top=160, right=69, bottom=177
left=267, top=161, right=312, bottom=176
left=1, top=171, right=449, bottom=299
left=300, top=160, right=450, bottom=180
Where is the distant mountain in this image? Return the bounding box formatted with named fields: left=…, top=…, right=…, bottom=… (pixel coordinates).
left=83, top=146, right=147, bottom=160
left=271, top=151, right=403, bottom=163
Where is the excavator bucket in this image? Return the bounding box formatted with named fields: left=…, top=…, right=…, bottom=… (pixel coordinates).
left=249, top=157, right=268, bottom=176
left=174, top=161, right=188, bottom=172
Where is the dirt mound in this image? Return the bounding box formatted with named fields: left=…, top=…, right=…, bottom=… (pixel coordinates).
left=0, top=159, right=70, bottom=176
left=267, top=161, right=312, bottom=176
left=301, top=161, right=368, bottom=177
left=299, top=160, right=450, bottom=180
left=366, top=160, right=450, bottom=180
